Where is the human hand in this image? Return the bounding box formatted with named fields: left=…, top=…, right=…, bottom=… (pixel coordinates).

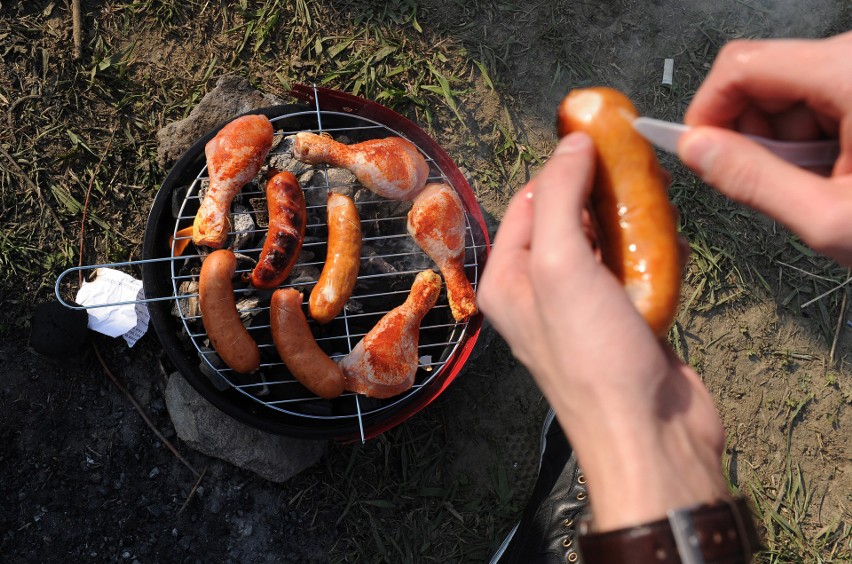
left=679, top=31, right=852, bottom=265
left=478, top=133, right=728, bottom=532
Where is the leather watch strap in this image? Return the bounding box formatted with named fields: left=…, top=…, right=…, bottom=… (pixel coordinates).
left=577, top=497, right=762, bottom=563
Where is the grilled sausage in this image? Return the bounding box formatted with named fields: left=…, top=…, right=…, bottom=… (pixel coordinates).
left=250, top=171, right=307, bottom=289
left=309, top=192, right=362, bottom=324
left=198, top=249, right=260, bottom=373
left=557, top=87, right=681, bottom=337
left=270, top=288, right=345, bottom=399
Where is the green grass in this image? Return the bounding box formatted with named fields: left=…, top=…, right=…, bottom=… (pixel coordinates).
left=289, top=416, right=522, bottom=562
left=0, top=0, right=529, bottom=323
left=720, top=392, right=851, bottom=563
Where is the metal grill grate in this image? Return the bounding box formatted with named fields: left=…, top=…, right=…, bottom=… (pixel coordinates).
left=56, top=86, right=490, bottom=442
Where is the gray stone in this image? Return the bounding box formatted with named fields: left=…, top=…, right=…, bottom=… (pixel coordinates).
left=156, top=75, right=286, bottom=169
left=164, top=372, right=327, bottom=483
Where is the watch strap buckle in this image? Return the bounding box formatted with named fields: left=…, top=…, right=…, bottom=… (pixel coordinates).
left=667, top=505, right=706, bottom=564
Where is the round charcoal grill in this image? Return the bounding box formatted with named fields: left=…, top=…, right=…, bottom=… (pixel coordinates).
left=141, top=86, right=490, bottom=441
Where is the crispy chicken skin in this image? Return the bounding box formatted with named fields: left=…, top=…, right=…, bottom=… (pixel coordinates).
left=292, top=132, right=429, bottom=200
left=192, top=114, right=274, bottom=248
left=407, top=183, right=477, bottom=321
left=338, top=270, right=441, bottom=399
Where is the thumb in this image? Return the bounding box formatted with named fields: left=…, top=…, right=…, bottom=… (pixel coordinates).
left=678, top=126, right=834, bottom=239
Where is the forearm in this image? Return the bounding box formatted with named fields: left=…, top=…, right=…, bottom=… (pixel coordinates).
left=545, top=368, right=729, bottom=532
left=573, top=419, right=728, bottom=531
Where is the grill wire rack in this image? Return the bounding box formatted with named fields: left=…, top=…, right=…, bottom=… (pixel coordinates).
left=55, top=85, right=490, bottom=443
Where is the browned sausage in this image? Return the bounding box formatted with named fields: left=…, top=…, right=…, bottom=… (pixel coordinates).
left=198, top=249, right=260, bottom=373
left=557, top=87, right=681, bottom=337
left=270, top=288, right=345, bottom=399
left=309, top=192, right=362, bottom=324
left=250, top=171, right=307, bottom=289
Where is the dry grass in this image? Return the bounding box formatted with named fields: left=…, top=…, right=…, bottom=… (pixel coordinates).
left=2, top=1, right=849, bottom=561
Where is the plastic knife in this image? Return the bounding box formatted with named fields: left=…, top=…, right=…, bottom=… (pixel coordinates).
left=633, top=117, right=840, bottom=168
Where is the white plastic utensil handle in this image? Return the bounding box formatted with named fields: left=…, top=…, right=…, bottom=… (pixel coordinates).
left=633, top=117, right=840, bottom=168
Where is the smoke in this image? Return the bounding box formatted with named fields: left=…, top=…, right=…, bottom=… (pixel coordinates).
left=526, top=0, right=848, bottom=127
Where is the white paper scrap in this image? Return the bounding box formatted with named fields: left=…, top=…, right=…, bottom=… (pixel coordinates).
left=75, top=268, right=150, bottom=347
left=662, top=58, right=674, bottom=85
left=122, top=287, right=150, bottom=348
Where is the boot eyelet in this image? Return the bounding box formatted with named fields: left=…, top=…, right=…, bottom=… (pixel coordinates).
left=562, top=538, right=574, bottom=548
left=576, top=492, right=587, bottom=501
left=562, top=518, right=574, bottom=528
left=567, top=552, right=579, bottom=562
left=577, top=474, right=586, bottom=484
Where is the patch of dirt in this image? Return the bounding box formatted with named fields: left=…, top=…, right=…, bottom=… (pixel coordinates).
left=0, top=338, right=337, bottom=563
left=2, top=0, right=851, bottom=561
left=689, top=300, right=852, bottom=527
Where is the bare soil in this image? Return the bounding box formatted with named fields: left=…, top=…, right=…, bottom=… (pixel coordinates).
left=2, top=1, right=851, bottom=562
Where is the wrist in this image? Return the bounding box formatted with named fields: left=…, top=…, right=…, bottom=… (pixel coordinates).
left=582, top=431, right=730, bottom=532
left=552, top=401, right=729, bottom=532
left=577, top=496, right=762, bottom=563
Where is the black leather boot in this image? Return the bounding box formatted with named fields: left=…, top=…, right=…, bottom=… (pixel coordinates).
left=490, top=409, right=588, bottom=564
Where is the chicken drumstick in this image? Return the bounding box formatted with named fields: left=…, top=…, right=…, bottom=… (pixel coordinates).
left=407, top=183, right=477, bottom=321
left=192, top=114, right=274, bottom=248
left=338, top=270, right=441, bottom=399
left=292, top=132, right=429, bottom=200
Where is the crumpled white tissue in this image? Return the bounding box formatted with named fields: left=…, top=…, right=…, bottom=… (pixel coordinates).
left=75, top=268, right=150, bottom=347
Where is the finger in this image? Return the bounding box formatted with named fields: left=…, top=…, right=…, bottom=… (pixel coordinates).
left=768, top=103, right=822, bottom=141
left=491, top=181, right=535, bottom=253
left=678, top=126, right=837, bottom=244
left=735, top=105, right=773, bottom=138
left=477, top=182, right=535, bottom=317
left=530, top=133, right=596, bottom=256
left=684, top=36, right=852, bottom=127
left=580, top=207, right=601, bottom=260
left=837, top=116, right=852, bottom=177
left=482, top=181, right=535, bottom=284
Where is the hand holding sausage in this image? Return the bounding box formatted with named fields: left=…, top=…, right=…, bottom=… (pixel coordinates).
left=477, top=134, right=728, bottom=532
left=680, top=31, right=852, bottom=265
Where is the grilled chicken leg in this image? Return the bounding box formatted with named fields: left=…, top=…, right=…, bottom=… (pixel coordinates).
left=292, top=132, right=429, bottom=200
left=193, top=114, right=274, bottom=248
left=407, top=183, right=477, bottom=321
left=338, top=270, right=441, bottom=399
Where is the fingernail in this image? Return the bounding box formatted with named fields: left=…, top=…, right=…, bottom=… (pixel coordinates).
left=555, top=132, right=591, bottom=155
left=679, top=129, right=719, bottom=175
